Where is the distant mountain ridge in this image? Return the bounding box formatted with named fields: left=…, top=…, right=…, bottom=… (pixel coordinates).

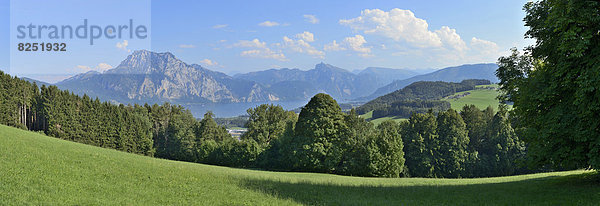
left=234, top=63, right=422, bottom=101
left=51, top=50, right=499, bottom=105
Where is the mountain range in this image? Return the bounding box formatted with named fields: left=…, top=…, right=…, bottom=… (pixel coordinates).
left=57, top=50, right=277, bottom=103
left=48, top=50, right=499, bottom=104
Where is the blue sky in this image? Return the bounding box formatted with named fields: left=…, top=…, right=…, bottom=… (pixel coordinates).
left=1, top=0, right=532, bottom=82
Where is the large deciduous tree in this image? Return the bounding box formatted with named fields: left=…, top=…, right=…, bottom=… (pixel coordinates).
left=293, top=93, right=349, bottom=173
left=242, top=104, right=296, bottom=147
left=497, top=0, right=600, bottom=169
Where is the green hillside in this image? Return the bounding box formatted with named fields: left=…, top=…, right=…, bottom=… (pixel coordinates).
left=1, top=124, right=599, bottom=205
left=444, top=85, right=504, bottom=110
left=369, top=116, right=408, bottom=126
left=360, top=111, right=407, bottom=126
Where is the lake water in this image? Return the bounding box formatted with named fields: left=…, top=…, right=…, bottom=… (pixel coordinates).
left=182, top=100, right=309, bottom=118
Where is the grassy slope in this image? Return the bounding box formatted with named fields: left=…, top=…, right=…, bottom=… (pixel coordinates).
left=445, top=85, right=504, bottom=110
left=369, top=116, right=408, bottom=126
left=1, top=124, right=599, bottom=205
left=360, top=111, right=407, bottom=126
left=359, top=110, right=373, bottom=119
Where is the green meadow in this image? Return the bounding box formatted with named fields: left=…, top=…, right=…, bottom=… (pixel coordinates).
left=1, top=124, right=598, bottom=205
left=445, top=85, right=504, bottom=110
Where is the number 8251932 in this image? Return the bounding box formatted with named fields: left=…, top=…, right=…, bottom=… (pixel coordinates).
left=18, top=43, right=66, bottom=51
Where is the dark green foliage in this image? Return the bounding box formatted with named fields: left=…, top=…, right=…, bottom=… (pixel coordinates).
left=460, top=105, right=491, bottom=153
left=0, top=73, right=39, bottom=130
left=337, top=109, right=376, bottom=176
left=461, top=79, right=492, bottom=87
left=483, top=106, right=526, bottom=176
left=0, top=71, right=154, bottom=155
left=401, top=107, right=527, bottom=178
left=196, top=111, right=230, bottom=142
left=270, top=100, right=407, bottom=177
left=496, top=0, right=600, bottom=170
left=371, top=100, right=450, bottom=119
left=150, top=104, right=197, bottom=161
left=241, top=104, right=296, bottom=147
left=258, top=118, right=299, bottom=170
left=292, top=93, right=350, bottom=173
left=435, top=109, right=469, bottom=178
left=369, top=120, right=405, bottom=177
left=402, top=111, right=438, bottom=177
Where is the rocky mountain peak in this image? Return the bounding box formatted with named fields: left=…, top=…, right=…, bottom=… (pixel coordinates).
left=105, top=50, right=185, bottom=74
left=313, top=62, right=348, bottom=74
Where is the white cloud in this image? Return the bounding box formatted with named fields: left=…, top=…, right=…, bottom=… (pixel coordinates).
left=241, top=49, right=287, bottom=61
left=234, top=39, right=267, bottom=48
left=97, top=63, right=112, bottom=71
left=258, top=21, right=280, bottom=27
left=199, top=59, right=218, bottom=66
left=469, top=37, right=501, bottom=61
left=213, top=24, right=228, bottom=29
left=75, top=63, right=113, bottom=73
left=344, top=35, right=372, bottom=57
left=324, top=40, right=346, bottom=51
left=179, top=44, right=196, bottom=48
left=295, top=31, right=315, bottom=42
left=323, top=35, right=372, bottom=57
left=340, top=8, right=442, bottom=48
left=339, top=8, right=504, bottom=63
left=235, top=39, right=287, bottom=61
left=435, top=26, right=467, bottom=52
left=283, top=32, right=324, bottom=58
left=471, top=37, right=499, bottom=54
left=116, top=40, right=130, bottom=52
left=303, top=14, right=319, bottom=24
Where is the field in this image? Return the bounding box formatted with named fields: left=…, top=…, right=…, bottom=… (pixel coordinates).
left=1, top=124, right=599, bottom=205
left=369, top=116, right=408, bottom=126
left=359, top=110, right=374, bottom=119
left=445, top=85, right=504, bottom=110
left=360, top=111, right=407, bottom=126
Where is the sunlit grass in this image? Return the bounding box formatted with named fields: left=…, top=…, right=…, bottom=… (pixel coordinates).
left=1, top=124, right=598, bottom=205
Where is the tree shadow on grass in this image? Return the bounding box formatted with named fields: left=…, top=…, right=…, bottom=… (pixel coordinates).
left=239, top=172, right=600, bottom=205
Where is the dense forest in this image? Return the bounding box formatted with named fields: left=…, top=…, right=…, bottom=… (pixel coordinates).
left=356, top=79, right=491, bottom=117
left=0, top=71, right=533, bottom=178
left=371, top=100, right=450, bottom=119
